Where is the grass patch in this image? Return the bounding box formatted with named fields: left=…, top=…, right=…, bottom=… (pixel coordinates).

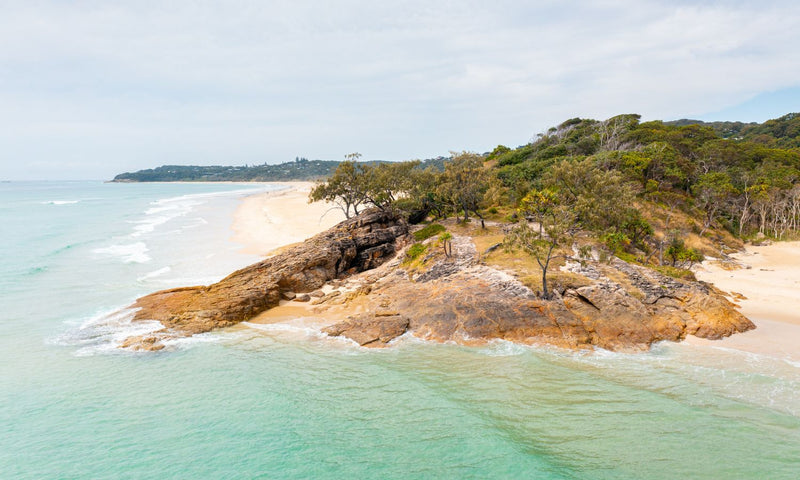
left=413, top=223, right=446, bottom=241
left=405, top=243, right=428, bottom=262
left=652, top=265, right=697, bottom=281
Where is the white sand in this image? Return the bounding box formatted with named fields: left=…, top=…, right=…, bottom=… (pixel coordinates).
left=230, top=182, right=346, bottom=257
left=691, top=242, right=800, bottom=361
left=230, top=188, right=800, bottom=359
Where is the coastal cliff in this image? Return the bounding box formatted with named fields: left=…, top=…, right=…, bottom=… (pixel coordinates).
left=123, top=211, right=753, bottom=351
left=124, top=210, right=407, bottom=350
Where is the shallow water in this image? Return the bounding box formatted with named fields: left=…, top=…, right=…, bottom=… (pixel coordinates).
left=2, top=182, right=799, bottom=479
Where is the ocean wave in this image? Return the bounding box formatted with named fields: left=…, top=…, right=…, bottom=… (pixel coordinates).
left=49, top=307, right=164, bottom=356
left=127, top=185, right=278, bottom=238
left=137, top=266, right=172, bottom=282
left=92, top=242, right=151, bottom=263
left=244, top=320, right=329, bottom=339
left=41, top=200, right=79, bottom=205
left=478, top=339, right=532, bottom=357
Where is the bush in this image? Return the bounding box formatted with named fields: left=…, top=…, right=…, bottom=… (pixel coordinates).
left=653, top=265, right=697, bottom=281
left=405, top=243, right=427, bottom=262
left=666, top=238, right=704, bottom=268
left=413, top=223, right=446, bottom=241
left=602, top=232, right=631, bottom=253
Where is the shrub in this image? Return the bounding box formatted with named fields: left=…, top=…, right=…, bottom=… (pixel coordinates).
left=413, top=223, right=446, bottom=241
left=666, top=238, right=704, bottom=268
left=405, top=243, right=427, bottom=262
left=653, top=265, right=697, bottom=281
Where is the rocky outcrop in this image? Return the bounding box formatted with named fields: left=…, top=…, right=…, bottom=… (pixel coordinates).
left=322, top=313, right=410, bottom=347
left=320, top=233, right=755, bottom=351
left=126, top=210, right=408, bottom=346
left=124, top=209, right=754, bottom=352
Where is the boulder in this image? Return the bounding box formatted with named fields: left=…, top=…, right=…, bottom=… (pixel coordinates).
left=128, top=210, right=408, bottom=337
left=322, top=314, right=409, bottom=346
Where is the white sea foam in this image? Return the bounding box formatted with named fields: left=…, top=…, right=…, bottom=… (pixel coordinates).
left=244, top=320, right=328, bottom=339
left=137, top=266, right=172, bottom=282
left=93, top=242, right=151, bottom=263
left=42, top=200, right=79, bottom=205
left=480, top=339, right=530, bottom=357
left=50, top=307, right=164, bottom=356
left=129, top=187, right=269, bottom=238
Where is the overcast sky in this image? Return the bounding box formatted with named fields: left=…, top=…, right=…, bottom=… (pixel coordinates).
left=1, top=0, right=799, bottom=180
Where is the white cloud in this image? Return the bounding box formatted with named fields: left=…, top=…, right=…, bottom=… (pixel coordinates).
left=0, top=0, right=798, bottom=179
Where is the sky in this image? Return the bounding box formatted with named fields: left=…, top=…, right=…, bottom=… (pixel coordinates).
left=1, top=0, right=799, bottom=180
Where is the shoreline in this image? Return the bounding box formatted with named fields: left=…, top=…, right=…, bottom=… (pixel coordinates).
left=225, top=188, right=798, bottom=359
left=691, top=241, right=800, bottom=361
left=229, top=182, right=346, bottom=257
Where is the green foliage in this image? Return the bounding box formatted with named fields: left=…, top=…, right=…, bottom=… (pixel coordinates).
left=439, top=152, right=491, bottom=224
left=652, top=265, right=697, bottom=281
left=113, top=161, right=341, bottom=182
left=621, top=215, right=654, bottom=249
left=495, top=144, right=535, bottom=166
left=438, top=232, right=453, bottom=257
left=505, top=189, right=578, bottom=299
left=543, top=157, right=636, bottom=233
left=487, top=145, right=511, bottom=161
left=666, top=238, right=704, bottom=268
left=413, top=223, right=446, bottom=241
left=405, top=243, right=427, bottom=262
left=602, top=232, right=631, bottom=253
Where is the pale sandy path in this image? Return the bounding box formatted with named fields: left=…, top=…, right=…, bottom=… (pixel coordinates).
left=230, top=182, right=346, bottom=257
left=691, top=241, right=800, bottom=361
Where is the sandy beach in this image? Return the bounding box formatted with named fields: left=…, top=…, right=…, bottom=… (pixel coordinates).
left=231, top=187, right=800, bottom=360
left=692, top=242, right=800, bottom=361
left=230, top=182, right=346, bottom=257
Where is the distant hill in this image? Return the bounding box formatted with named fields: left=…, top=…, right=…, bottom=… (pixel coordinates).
left=667, top=113, right=800, bottom=148
left=112, top=157, right=450, bottom=182
left=112, top=159, right=340, bottom=182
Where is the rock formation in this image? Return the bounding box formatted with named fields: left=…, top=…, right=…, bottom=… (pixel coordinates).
left=125, top=209, right=408, bottom=349
left=319, top=232, right=755, bottom=350
left=122, top=210, right=754, bottom=352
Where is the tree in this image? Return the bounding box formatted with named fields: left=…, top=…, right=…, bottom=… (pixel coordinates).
left=543, top=157, right=636, bottom=233
left=505, top=190, right=577, bottom=300
left=439, top=151, right=490, bottom=227
left=666, top=238, right=704, bottom=268
left=439, top=232, right=452, bottom=257
left=692, top=171, right=735, bottom=235
left=309, top=159, right=367, bottom=218
left=361, top=160, right=420, bottom=211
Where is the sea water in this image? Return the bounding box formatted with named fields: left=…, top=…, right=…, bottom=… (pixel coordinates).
left=1, top=181, right=799, bottom=479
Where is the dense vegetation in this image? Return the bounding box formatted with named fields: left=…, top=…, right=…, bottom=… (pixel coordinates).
left=667, top=112, right=800, bottom=149
left=112, top=157, right=449, bottom=182
left=309, top=113, right=800, bottom=298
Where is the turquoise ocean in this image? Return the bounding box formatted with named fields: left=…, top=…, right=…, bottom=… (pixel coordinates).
left=1, top=181, right=799, bottom=479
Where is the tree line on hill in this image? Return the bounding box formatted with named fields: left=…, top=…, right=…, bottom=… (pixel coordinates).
left=309, top=113, right=800, bottom=296
left=112, top=157, right=450, bottom=182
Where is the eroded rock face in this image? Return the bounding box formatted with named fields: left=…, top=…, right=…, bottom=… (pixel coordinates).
left=320, top=234, right=755, bottom=351
left=128, top=210, right=408, bottom=339
left=125, top=209, right=753, bottom=352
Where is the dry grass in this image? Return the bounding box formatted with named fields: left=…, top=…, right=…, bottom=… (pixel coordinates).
left=639, top=200, right=744, bottom=257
